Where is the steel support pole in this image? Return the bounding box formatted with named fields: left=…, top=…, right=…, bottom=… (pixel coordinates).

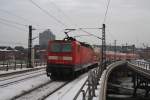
left=114, top=40, right=116, bottom=61
left=101, top=24, right=106, bottom=69
left=27, top=25, right=33, bottom=68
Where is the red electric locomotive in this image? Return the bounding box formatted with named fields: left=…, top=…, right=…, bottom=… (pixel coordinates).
left=46, top=37, right=98, bottom=79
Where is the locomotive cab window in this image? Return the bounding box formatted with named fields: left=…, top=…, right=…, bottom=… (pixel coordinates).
left=50, top=43, right=72, bottom=52
left=50, top=43, right=61, bottom=52
left=62, top=43, right=72, bottom=52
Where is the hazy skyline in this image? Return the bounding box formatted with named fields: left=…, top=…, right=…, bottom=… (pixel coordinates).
left=0, top=0, right=150, bottom=48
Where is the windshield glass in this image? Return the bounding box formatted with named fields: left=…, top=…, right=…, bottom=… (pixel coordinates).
left=50, top=43, right=72, bottom=52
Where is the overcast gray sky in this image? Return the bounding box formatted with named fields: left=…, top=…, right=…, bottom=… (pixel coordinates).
left=0, top=0, right=150, bottom=47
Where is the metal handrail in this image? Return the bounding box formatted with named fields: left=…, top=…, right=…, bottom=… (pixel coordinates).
left=73, top=78, right=88, bottom=100
left=73, top=62, right=109, bottom=100
left=131, top=60, right=150, bottom=70
left=73, top=61, right=114, bottom=100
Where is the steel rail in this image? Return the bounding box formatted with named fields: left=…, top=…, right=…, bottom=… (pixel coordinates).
left=0, top=67, right=46, bottom=77
left=0, top=72, right=46, bottom=87
left=11, top=80, right=53, bottom=100
left=0, top=69, right=45, bottom=81
left=12, top=81, right=70, bottom=100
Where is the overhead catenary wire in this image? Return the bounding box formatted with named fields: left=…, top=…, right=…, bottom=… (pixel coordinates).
left=79, top=29, right=102, bottom=40
left=29, top=0, right=68, bottom=27
left=0, top=9, right=34, bottom=24
left=0, top=40, right=27, bottom=45
left=0, top=9, right=53, bottom=29
left=107, top=32, right=117, bottom=40
left=0, top=20, right=27, bottom=31
left=103, top=0, right=111, bottom=24
left=73, top=35, right=95, bottom=39
left=48, top=0, right=78, bottom=28
left=0, top=17, right=28, bottom=27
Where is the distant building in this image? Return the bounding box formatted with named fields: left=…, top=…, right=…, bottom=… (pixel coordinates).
left=39, top=29, right=55, bottom=49
left=0, top=46, right=27, bottom=61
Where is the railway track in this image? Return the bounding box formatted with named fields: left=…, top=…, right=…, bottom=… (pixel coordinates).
left=0, top=68, right=90, bottom=100
left=0, top=69, right=45, bottom=81
left=0, top=66, right=46, bottom=77
left=12, top=81, right=69, bottom=100
left=0, top=64, right=27, bottom=70
left=0, top=70, right=46, bottom=87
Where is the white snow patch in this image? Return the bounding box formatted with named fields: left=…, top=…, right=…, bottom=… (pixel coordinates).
left=46, top=74, right=88, bottom=100
left=0, top=74, right=49, bottom=100
left=0, top=65, right=45, bottom=74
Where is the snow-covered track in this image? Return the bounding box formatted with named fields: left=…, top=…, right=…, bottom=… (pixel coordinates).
left=0, top=70, right=46, bottom=87
left=0, top=66, right=46, bottom=77
left=0, top=69, right=45, bottom=81
left=12, top=81, right=69, bottom=100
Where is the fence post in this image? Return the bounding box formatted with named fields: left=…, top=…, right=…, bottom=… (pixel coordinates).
left=97, top=67, right=100, bottom=85
left=25, top=60, right=28, bottom=68
left=94, top=70, right=97, bottom=89
left=3, top=60, right=5, bottom=67
left=88, top=73, right=92, bottom=100
left=40, top=60, right=42, bottom=66
left=36, top=60, right=37, bottom=66
left=81, top=90, right=86, bottom=100
left=146, top=63, right=148, bottom=70
left=92, top=72, right=96, bottom=97
left=6, top=61, right=8, bottom=71
left=20, top=60, right=23, bottom=69
left=14, top=60, right=16, bottom=70
left=98, top=66, right=102, bottom=80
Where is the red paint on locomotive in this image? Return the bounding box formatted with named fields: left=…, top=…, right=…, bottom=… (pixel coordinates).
left=46, top=39, right=98, bottom=79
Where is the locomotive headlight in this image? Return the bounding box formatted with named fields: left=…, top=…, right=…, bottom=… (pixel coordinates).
left=63, top=56, right=72, bottom=60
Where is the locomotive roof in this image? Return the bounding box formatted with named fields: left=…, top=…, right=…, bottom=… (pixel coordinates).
left=50, top=39, right=93, bottom=49
left=79, top=42, right=93, bottom=49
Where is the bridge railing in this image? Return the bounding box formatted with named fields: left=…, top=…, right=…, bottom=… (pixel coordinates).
left=73, top=67, right=100, bottom=100
left=130, top=60, right=150, bottom=70
left=73, top=61, right=112, bottom=100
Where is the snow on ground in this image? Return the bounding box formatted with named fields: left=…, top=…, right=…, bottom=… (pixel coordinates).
left=51, top=70, right=107, bottom=100
left=46, top=74, right=88, bottom=100
left=46, top=69, right=107, bottom=100
left=0, top=65, right=45, bottom=75
left=0, top=74, right=50, bottom=100
left=0, top=65, right=104, bottom=100
left=0, top=69, right=45, bottom=86
left=135, top=59, right=149, bottom=63
left=93, top=70, right=106, bottom=100
left=16, top=81, right=65, bottom=100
